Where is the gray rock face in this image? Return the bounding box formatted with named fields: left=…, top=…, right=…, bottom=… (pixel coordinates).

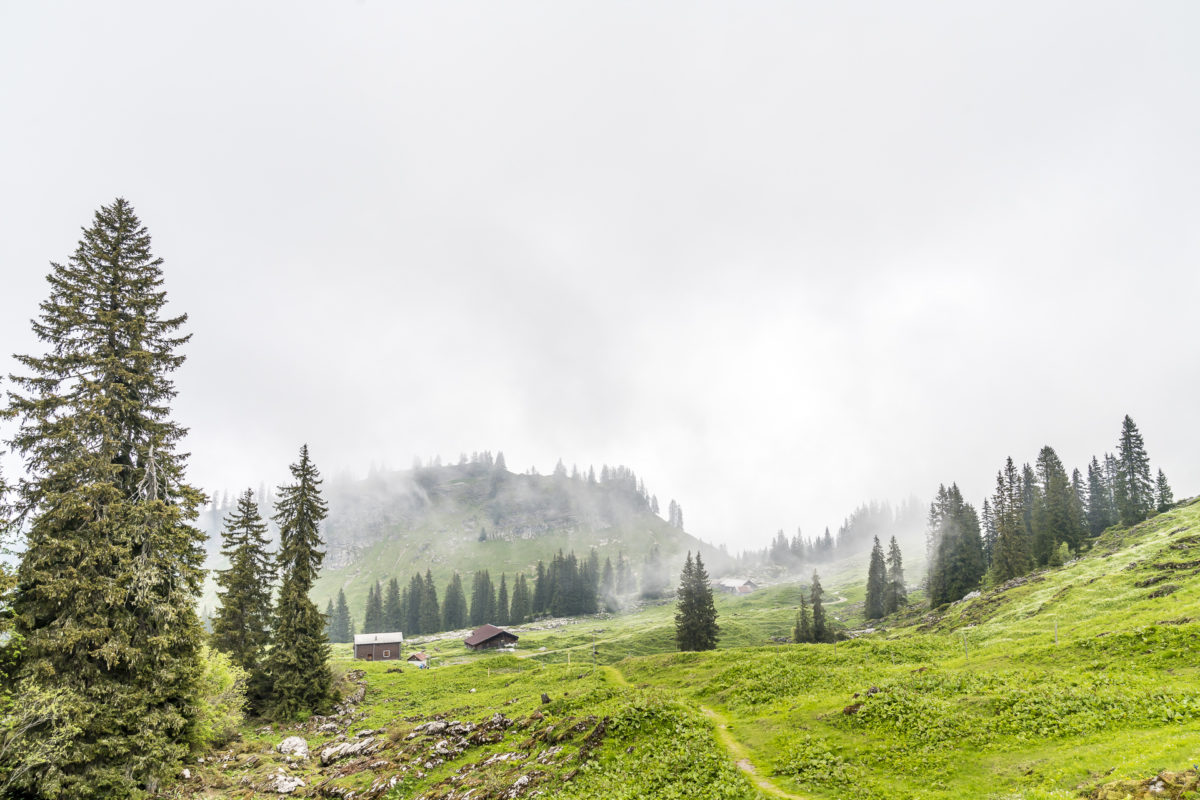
left=277, top=736, right=309, bottom=759
left=320, top=736, right=382, bottom=766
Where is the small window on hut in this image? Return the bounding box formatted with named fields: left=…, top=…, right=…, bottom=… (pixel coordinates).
left=383, top=649, right=391, bottom=658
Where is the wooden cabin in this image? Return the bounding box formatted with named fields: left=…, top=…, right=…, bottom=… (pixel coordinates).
left=407, top=651, right=429, bottom=668
left=354, top=631, right=404, bottom=661
left=464, top=624, right=519, bottom=650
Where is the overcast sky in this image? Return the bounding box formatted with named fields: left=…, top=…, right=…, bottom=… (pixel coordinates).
left=2, top=2, right=1197, bottom=549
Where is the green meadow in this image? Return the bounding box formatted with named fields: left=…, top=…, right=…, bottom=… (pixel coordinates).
left=183, top=498, right=1200, bottom=799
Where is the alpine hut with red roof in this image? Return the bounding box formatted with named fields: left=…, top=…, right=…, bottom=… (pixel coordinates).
left=464, top=624, right=519, bottom=650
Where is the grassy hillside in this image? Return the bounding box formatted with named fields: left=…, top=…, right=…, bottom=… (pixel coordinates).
left=179, top=498, right=1200, bottom=800
left=200, top=462, right=727, bottom=621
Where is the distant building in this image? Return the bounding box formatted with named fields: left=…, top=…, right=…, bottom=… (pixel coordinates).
left=464, top=624, right=519, bottom=650
left=354, top=631, right=404, bottom=661
left=407, top=651, right=429, bottom=668
left=712, top=578, right=757, bottom=595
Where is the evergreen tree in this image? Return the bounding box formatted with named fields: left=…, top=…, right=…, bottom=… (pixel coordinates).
left=332, top=589, right=352, bottom=643
left=212, top=489, right=274, bottom=674
left=980, top=499, right=997, bottom=566
left=384, top=578, right=402, bottom=631
left=1156, top=469, right=1174, bottom=513
left=496, top=574, right=509, bottom=626
left=419, top=570, right=440, bottom=634
left=470, top=570, right=495, bottom=625
left=364, top=581, right=383, bottom=634
left=1086, top=456, right=1116, bottom=535
left=442, top=573, right=468, bottom=630
left=928, top=484, right=986, bottom=605
left=673, top=552, right=719, bottom=651
left=810, top=571, right=831, bottom=643
left=1031, top=446, right=1083, bottom=564
left=324, top=599, right=335, bottom=641
left=1, top=199, right=207, bottom=797
left=532, top=561, right=549, bottom=616
left=264, top=445, right=332, bottom=719
left=509, top=574, right=531, bottom=625
left=991, top=458, right=1033, bottom=582
left=793, top=594, right=813, bottom=643
left=864, top=536, right=887, bottom=620
left=406, top=573, right=424, bottom=634
left=1114, top=415, right=1153, bottom=525
left=883, top=536, right=907, bottom=615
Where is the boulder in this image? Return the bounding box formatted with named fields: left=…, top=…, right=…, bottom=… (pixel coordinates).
left=267, top=773, right=305, bottom=794
left=277, top=736, right=309, bottom=758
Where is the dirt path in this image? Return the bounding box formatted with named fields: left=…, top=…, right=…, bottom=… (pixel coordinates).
left=602, top=666, right=807, bottom=800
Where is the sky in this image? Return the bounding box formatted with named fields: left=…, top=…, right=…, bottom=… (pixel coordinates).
left=2, top=2, right=1198, bottom=550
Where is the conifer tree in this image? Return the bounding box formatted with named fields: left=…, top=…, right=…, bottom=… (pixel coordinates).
left=1031, top=446, right=1083, bottom=564
left=406, top=573, right=424, bottom=634
left=928, top=484, right=985, bottom=605
left=793, top=594, right=813, bottom=643
left=332, top=589, right=352, bottom=643
left=674, top=552, right=719, bottom=651
left=384, top=578, right=402, bottom=631
left=325, top=600, right=335, bottom=641
left=364, top=581, right=383, bottom=634
left=419, top=570, right=440, bottom=634
left=496, top=574, right=510, bottom=626
left=509, top=573, right=531, bottom=625
left=470, top=570, right=495, bottom=625
left=1, top=199, right=207, bottom=797
left=1156, top=469, right=1174, bottom=513
left=864, top=536, right=887, bottom=620
left=212, top=489, right=274, bottom=674
left=264, top=445, right=332, bottom=719
left=991, top=458, right=1033, bottom=582
left=1114, top=415, right=1153, bottom=525
left=883, top=536, right=907, bottom=615
left=442, top=573, right=468, bottom=630
left=810, top=571, right=831, bottom=643
left=1086, top=456, right=1116, bottom=535
left=532, top=561, right=549, bottom=615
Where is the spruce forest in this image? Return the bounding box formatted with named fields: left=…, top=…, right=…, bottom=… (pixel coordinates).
left=0, top=198, right=1197, bottom=800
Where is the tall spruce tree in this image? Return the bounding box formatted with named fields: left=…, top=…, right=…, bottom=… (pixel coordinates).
left=1, top=199, right=207, bottom=798
left=212, top=489, right=274, bottom=676
left=1031, top=446, right=1083, bottom=564
left=384, top=578, right=402, bottom=631
left=991, top=458, right=1033, bottom=582
left=673, top=552, right=719, bottom=651
left=864, top=536, right=887, bottom=620
left=928, top=484, right=985, bottom=605
left=810, top=571, right=831, bottom=643
left=332, top=589, right=352, bottom=643
left=264, top=445, right=332, bottom=719
left=1114, top=415, right=1153, bottom=525
left=442, top=573, right=467, bottom=631
left=496, top=574, right=510, bottom=626
left=364, top=581, right=383, bottom=634
left=883, top=536, right=907, bottom=615
left=419, top=570, right=440, bottom=634
left=793, top=594, right=814, bottom=643
left=406, top=573, right=424, bottom=634
left=509, top=573, right=531, bottom=625
left=1156, top=469, right=1174, bottom=513
left=1086, top=456, right=1116, bottom=535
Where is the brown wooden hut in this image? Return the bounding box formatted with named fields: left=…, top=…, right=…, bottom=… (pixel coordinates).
left=354, top=631, right=404, bottom=661
left=463, top=624, right=519, bottom=650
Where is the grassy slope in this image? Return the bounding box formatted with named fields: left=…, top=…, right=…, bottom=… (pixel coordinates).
left=184, top=499, right=1200, bottom=800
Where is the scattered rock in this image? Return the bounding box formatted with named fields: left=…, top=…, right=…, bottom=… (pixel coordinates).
left=843, top=703, right=863, bottom=715
left=1149, top=584, right=1181, bottom=599
left=277, top=736, right=309, bottom=759
left=266, top=773, right=306, bottom=794
left=181, top=768, right=191, bottom=780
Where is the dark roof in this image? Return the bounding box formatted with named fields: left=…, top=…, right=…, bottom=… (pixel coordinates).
left=407, top=652, right=428, bottom=661
left=464, top=624, right=519, bottom=646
